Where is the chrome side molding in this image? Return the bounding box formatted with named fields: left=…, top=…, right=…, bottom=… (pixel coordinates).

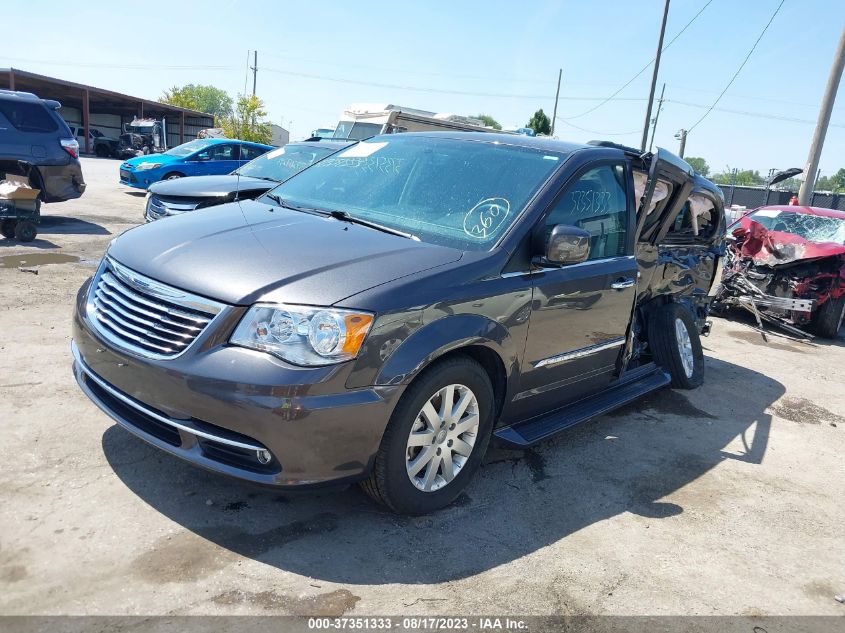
left=533, top=337, right=626, bottom=368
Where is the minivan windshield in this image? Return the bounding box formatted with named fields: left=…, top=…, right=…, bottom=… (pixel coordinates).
left=165, top=139, right=215, bottom=157
left=235, top=144, right=335, bottom=181
left=265, top=135, right=566, bottom=250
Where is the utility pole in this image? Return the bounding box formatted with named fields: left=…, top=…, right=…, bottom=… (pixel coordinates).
left=550, top=68, right=562, bottom=137
left=250, top=50, right=258, bottom=96
left=798, top=24, right=845, bottom=204
left=648, top=83, right=666, bottom=152
left=675, top=128, right=687, bottom=158
left=641, top=0, right=671, bottom=151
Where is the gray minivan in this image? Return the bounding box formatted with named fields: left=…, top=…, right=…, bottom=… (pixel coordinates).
left=71, top=133, right=725, bottom=514
left=0, top=89, right=86, bottom=203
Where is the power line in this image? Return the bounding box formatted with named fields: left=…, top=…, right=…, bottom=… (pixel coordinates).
left=559, top=0, right=715, bottom=121
left=260, top=51, right=563, bottom=86
left=670, top=98, right=845, bottom=127
left=260, top=66, right=649, bottom=101
left=554, top=116, right=640, bottom=136
left=686, top=0, right=786, bottom=132
left=667, top=83, right=827, bottom=109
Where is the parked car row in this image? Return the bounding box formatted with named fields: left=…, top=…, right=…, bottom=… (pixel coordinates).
left=119, top=138, right=275, bottom=189
left=2, top=87, right=841, bottom=515
left=143, top=139, right=353, bottom=220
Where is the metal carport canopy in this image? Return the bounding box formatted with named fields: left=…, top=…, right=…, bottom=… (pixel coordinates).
left=0, top=68, right=214, bottom=153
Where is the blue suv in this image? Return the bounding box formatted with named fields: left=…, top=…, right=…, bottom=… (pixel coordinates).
left=119, top=138, right=273, bottom=189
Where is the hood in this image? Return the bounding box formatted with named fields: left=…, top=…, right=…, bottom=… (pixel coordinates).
left=734, top=218, right=845, bottom=267
left=124, top=153, right=181, bottom=169
left=148, top=175, right=273, bottom=198
left=108, top=199, right=463, bottom=306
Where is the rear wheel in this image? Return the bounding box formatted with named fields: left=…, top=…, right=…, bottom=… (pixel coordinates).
left=812, top=295, right=845, bottom=339
left=361, top=356, right=494, bottom=514
left=648, top=303, right=705, bottom=389
left=13, top=220, right=37, bottom=243
left=1, top=219, right=16, bottom=239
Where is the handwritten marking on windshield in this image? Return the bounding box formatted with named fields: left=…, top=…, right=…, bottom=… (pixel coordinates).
left=463, top=198, right=510, bottom=239
left=317, top=156, right=404, bottom=174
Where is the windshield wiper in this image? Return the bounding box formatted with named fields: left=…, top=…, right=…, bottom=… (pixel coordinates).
left=263, top=198, right=418, bottom=240
left=326, top=209, right=419, bottom=240
left=264, top=194, right=327, bottom=216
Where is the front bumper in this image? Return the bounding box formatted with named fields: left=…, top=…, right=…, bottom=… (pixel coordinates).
left=72, top=281, right=402, bottom=487
left=119, top=169, right=148, bottom=189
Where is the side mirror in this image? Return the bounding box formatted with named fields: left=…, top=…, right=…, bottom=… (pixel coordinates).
left=544, top=224, right=591, bottom=265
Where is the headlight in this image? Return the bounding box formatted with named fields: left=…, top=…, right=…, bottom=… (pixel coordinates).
left=230, top=304, right=374, bottom=366
left=136, top=162, right=162, bottom=170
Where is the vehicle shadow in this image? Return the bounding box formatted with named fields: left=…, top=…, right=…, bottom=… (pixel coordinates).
left=0, top=237, right=60, bottom=249
left=123, top=191, right=146, bottom=198
left=38, top=216, right=111, bottom=236
left=102, top=356, right=781, bottom=585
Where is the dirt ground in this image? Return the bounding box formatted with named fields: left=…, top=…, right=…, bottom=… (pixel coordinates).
left=1, top=157, right=843, bottom=616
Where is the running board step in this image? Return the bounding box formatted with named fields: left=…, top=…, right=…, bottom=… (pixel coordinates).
left=494, top=364, right=671, bottom=447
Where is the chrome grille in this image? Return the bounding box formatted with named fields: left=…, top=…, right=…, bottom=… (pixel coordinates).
left=88, top=258, right=224, bottom=359
left=145, top=195, right=200, bottom=221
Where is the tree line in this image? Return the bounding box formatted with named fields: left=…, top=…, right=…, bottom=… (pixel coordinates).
left=160, top=84, right=273, bottom=145
left=476, top=109, right=552, bottom=135
left=684, top=157, right=845, bottom=193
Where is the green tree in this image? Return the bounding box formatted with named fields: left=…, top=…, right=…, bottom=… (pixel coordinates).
left=218, top=94, right=272, bottom=145
left=816, top=168, right=845, bottom=192
left=160, top=84, right=233, bottom=120
left=712, top=168, right=764, bottom=187
left=526, top=108, right=551, bottom=136
left=685, top=156, right=710, bottom=177
left=776, top=177, right=801, bottom=191
left=476, top=114, right=502, bottom=130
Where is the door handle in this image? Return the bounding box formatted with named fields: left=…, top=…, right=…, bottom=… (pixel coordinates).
left=611, top=277, right=635, bottom=290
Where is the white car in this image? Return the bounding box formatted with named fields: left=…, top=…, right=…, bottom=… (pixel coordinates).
left=69, top=126, right=105, bottom=153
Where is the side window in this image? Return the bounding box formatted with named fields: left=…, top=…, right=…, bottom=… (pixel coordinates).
left=195, top=144, right=237, bottom=161
left=545, top=164, right=629, bottom=260
left=0, top=101, right=59, bottom=133
left=241, top=145, right=267, bottom=161
left=211, top=144, right=238, bottom=160
left=666, top=193, right=718, bottom=242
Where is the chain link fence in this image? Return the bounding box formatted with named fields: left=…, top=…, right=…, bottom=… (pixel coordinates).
left=718, top=183, right=845, bottom=211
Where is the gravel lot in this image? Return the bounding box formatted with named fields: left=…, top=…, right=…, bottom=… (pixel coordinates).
left=1, top=157, right=843, bottom=616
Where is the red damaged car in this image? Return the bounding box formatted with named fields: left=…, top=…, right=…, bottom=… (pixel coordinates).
left=716, top=205, right=845, bottom=338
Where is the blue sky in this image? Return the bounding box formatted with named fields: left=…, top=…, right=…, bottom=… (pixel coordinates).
left=4, top=0, right=844, bottom=177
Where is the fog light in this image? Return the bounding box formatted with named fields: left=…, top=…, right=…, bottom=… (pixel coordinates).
left=256, top=449, right=273, bottom=464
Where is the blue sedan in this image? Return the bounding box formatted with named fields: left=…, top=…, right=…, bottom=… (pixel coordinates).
left=119, top=138, right=274, bottom=189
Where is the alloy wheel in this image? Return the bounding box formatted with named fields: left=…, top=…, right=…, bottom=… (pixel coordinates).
left=675, top=317, right=694, bottom=378
left=405, top=384, right=480, bottom=492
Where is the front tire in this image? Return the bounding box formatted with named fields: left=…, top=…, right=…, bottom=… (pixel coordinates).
left=648, top=303, right=705, bottom=389
left=163, top=172, right=184, bottom=180
left=361, top=356, right=494, bottom=514
left=812, top=295, right=845, bottom=339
